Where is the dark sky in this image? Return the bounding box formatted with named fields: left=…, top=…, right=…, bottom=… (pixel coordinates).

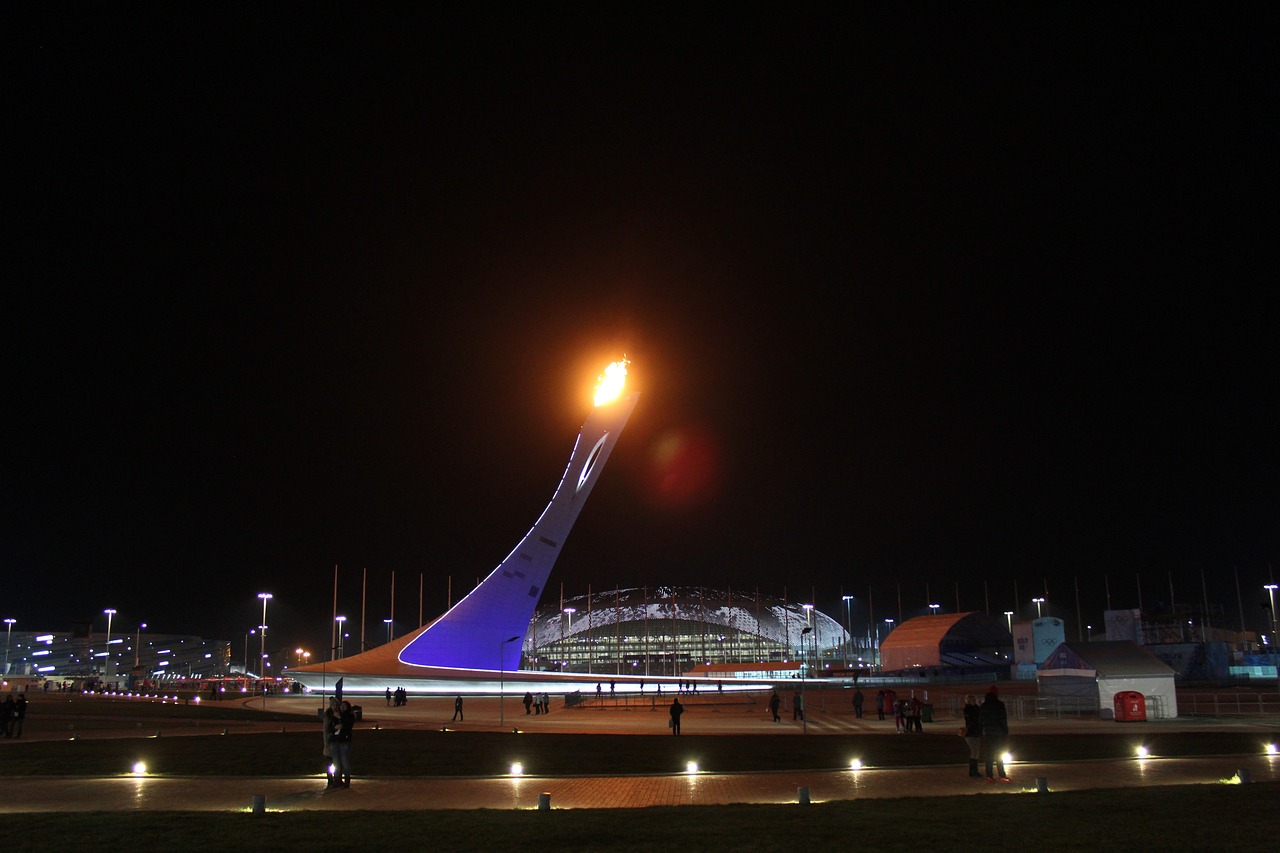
left=8, top=7, right=1278, bottom=657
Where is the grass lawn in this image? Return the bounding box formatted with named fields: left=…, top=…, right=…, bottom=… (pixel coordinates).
left=2, top=783, right=1277, bottom=852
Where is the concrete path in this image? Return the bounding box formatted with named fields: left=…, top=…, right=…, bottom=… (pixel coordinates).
left=7, top=754, right=1277, bottom=813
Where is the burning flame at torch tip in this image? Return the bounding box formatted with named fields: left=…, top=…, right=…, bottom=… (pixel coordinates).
left=593, top=359, right=629, bottom=406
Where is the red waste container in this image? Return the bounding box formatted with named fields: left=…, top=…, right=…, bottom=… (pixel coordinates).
left=1113, top=691, right=1146, bottom=722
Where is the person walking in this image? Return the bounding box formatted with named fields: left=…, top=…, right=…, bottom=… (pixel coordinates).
left=875, top=689, right=886, bottom=721
left=792, top=689, right=804, bottom=721
left=452, top=695, right=464, bottom=721
left=541, top=692, right=550, bottom=714
left=962, top=694, right=983, bottom=778
left=853, top=687, right=864, bottom=719
left=669, top=697, right=684, bottom=735
left=909, top=693, right=923, bottom=732
left=523, top=692, right=533, bottom=715
left=769, top=691, right=781, bottom=722
left=330, top=700, right=356, bottom=788
left=385, top=687, right=392, bottom=707
left=980, top=688, right=1010, bottom=781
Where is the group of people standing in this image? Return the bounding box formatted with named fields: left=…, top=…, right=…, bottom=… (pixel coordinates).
left=385, top=686, right=409, bottom=706
left=2, top=694, right=27, bottom=738
left=962, top=689, right=1010, bottom=781
left=522, top=691, right=553, bottom=715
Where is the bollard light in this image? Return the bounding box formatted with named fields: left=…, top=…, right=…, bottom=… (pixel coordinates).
left=797, top=785, right=811, bottom=805
left=1135, top=746, right=1149, bottom=759
left=685, top=761, right=698, bottom=774
left=510, top=762, right=524, bottom=776
left=132, top=762, right=147, bottom=776
left=1001, top=751, right=1013, bottom=765
left=1265, top=743, right=1277, bottom=755
left=849, top=758, right=863, bottom=771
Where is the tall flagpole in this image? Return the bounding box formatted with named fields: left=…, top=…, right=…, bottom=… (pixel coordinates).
left=390, top=570, right=395, bottom=640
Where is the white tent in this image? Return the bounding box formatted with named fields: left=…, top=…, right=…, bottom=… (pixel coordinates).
left=1037, top=641, right=1178, bottom=719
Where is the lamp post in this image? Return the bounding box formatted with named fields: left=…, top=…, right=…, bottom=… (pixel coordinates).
left=802, top=604, right=814, bottom=674
left=842, top=595, right=853, bottom=667
left=3, top=618, right=14, bottom=675
left=1267, top=584, right=1280, bottom=696
left=335, top=616, right=347, bottom=659
left=929, top=603, right=941, bottom=616
left=384, top=618, right=393, bottom=645
left=563, top=607, right=576, bottom=671
left=244, top=629, right=256, bottom=674
left=1032, top=597, right=1045, bottom=618
left=1265, top=585, right=1278, bottom=642
left=1004, top=611, right=1014, bottom=632
left=134, top=622, right=147, bottom=668
left=800, top=626, right=812, bottom=735
left=103, top=608, right=116, bottom=678
left=499, top=634, right=520, bottom=727
left=257, top=591, right=272, bottom=672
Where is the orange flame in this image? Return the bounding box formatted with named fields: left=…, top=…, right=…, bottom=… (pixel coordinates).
left=593, top=358, right=630, bottom=406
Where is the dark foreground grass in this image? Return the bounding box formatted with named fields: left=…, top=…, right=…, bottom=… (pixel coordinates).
left=4, top=728, right=1273, bottom=777
left=2, top=783, right=1276, bottom=852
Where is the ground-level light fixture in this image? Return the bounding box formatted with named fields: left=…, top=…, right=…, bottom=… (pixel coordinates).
left=849, top=758, right=863, bottom=771
left=509, top=762, right=524, bottom=776
left=1136, top=746, right=1150, bottom=758
left=685, top=761, right=698, bottom=774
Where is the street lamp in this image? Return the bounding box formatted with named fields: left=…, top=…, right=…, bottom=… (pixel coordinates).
left=244, top=629, right=256, bottom=674
left=800, top=626, right=812, bottom=735
left=928, top=603, right=941, bottom=616
left=103, top=609, right=116, bottom=678
left=1032, top=597, right=1045, bottom=618
left=499, top=634, right=520, bottom=727
left=257, top=592, right=272, bottom=670
left=3, top=618, right=14, bottom=674
left=1265, top=585, right=1278, bottom=642
left=563, top=607, right=576, bottom=671
left=802, top=604, right=814, bottom=673
left=841, top=595, right=853, bottom=667
left=1004, top=611, right=1014, bottom=632
left=335, top=616, right=347, bottom=659
left=384, top=618, right=393, bottom=645
left=134, top=622, right=147, bottom=668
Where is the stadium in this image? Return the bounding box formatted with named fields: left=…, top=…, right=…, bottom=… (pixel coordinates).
left=524, top=586, right=854, bottom=676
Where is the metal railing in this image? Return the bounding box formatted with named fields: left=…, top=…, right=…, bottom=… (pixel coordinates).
left=1177, top=692, right=1280, bottom=716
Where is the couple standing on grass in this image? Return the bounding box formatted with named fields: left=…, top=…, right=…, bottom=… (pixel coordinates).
left=961, top=688, right=1009, bottom=781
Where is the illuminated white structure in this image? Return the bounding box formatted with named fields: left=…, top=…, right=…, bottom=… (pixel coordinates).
left=291, top=360, right=639, bottom=689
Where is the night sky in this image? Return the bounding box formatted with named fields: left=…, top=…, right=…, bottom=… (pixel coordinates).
left=9, top=7, right=1277, bottom=658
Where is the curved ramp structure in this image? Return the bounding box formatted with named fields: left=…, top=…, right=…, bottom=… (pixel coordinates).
left=399, top=386, right=639, bottom=671
left=291, top=361, right=639, bottom=688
